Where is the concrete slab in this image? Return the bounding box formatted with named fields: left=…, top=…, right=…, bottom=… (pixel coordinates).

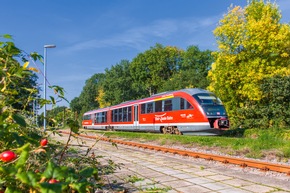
left=207, top=174, right=233, bottom=181
left=218, top=188, right=252, bottom=193
left=200, top=182, right=234, bottom=191
left=171, top=173, right=196, bottom=180
left=241, top=184, right=277, bottom=193
left=161, top=179, right=194, bottom=188
left=222, top=179, right=254, bottom=187
left=153, top=175, right=180, bottom=183
left=175, top=185, right=211, bottom=193
left=184, top=177, right=215, bottom=184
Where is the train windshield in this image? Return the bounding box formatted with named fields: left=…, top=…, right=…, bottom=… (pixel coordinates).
left=193, top=93, right=227, bottom=116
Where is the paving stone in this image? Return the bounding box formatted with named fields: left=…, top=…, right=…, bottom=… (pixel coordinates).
left=132, top=178, right=154, bottom=187
left=153, top=175, right=180, bottom=183
left=171, top=173, right=196, bottom=179
left=175, top=184, right=211, bottom=193
left=194, top=170, right=217, bottom=176
left=272, top=191, right=290, bottom=193
left=241, top=184, right=277, bottom=193
left=222, top=179, right=254, bottom=187
left=217, top=188, right=252, bottom=193
left=172, top=164, right=193, bottom=170
left=184, top=177, right=215, bottom=184
left=200, top=182, right=233, bottom=191
left=207, top=174, right=233, bottom=181
left=161, top=179, right=194, bottom=188
left=160, top=169, right=183, bottom=175
left=140, top=171, right=165, bottom=178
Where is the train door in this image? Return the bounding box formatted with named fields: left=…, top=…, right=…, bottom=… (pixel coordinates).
left=134, top=105, right=139, bottom=130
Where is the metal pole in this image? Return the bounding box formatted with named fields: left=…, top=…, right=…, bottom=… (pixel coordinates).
left=43, top=44, right=56, bottom=132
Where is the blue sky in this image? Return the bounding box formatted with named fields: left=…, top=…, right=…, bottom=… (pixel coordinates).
left=1, top=0, right=290, bottom=109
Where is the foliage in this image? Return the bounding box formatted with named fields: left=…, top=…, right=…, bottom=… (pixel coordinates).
left=208, top=0, right=290, bottom=120
left=38, top=106, right=74, bottom=128
left=161, top=45, right=213, bottom=91
left=0, top=36, right=118, bottom=192
left=130, top=43, right=184, bottom=97
left=70, top=73, right=105, bottom=121
left=102, top=60, right=138, bottom=105
left=234, top=75, right=290, bottom=129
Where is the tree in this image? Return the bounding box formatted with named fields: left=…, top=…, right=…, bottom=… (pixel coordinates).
left=208, top=0, right=290, bottom=120
left=235, top=75, right=290, bottom=129
left=130, top=43, right=183, bottom=97
left=162, top=46, right=213, bottom=91
left=78, top=73, right=105, bottom=112
left=69, top=73, right=105, bottom=121
left=102, top=60, right=137, bottom=105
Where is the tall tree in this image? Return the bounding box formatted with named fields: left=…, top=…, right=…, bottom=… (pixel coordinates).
left=162, top=46, right=213, bottom=91
left=102, top=60, right=136, bottom=105
left=71, top=73, right=105, bottom=115
left=208, top=0, right=290, bottom=118
left=130, top=44, right=183, bottom=97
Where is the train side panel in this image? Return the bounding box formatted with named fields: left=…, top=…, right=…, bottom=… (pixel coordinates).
left=82, top=88, right=229, bottom=135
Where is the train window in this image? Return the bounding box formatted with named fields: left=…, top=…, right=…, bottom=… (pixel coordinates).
left=123, top=107, right=128, bottom=122
left=155, top=100, right=162, bottom=112
left=141, top=104, right=146, bottom=114
left=180, top=98, right=194, bottom=110
left=128, top=106, right=132, bottom=121
left=113, top=109, right=118, bottom=122
left=147, top=103, right=153, bottom=113
left=180, top=98, right=185, bottom=110
left=193, top=93, right=222, bottom=105
left=164, top=99, right=172, bottom=111
left=96, top=113, right=100, bottom=123
left=171, top=97, right=180, bottom=110
left=186, top=101, right=193, bottom=109
left=83, top=115, right=91, bottom=120
left=118, top=108, right=123, bottom=122
left=102, top=112, right=107, bottom=123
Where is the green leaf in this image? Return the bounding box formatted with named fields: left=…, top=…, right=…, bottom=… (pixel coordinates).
left=16, top=171, right=38, bottom=186
left=39, top=182, right=62, bottom=193
left=16, top=143, right=30, bottom=169
left=70, top=182, right=88, bottom=193
left=2, top=34, right=13, bottom=39
left=42, top=161, right=55, bottom=179
left=12, top=113, right=26, bottom=127
left=49, top=96, right=56, bottom=105
left=79, top=167, right=94, bottom=178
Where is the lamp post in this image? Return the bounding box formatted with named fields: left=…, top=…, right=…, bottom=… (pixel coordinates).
left=43, top=44, right=56, bottom=132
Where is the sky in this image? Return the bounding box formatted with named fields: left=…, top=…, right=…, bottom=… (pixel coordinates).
left=1, top=0, right=290, bottom=110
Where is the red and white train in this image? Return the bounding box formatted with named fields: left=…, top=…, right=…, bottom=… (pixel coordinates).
left=82, top=88, right=229, bottom=135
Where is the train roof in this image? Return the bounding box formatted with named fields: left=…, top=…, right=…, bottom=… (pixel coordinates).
left=83, top=88, right=213, bottom=115
left=151, top=88, right=211, bottom=97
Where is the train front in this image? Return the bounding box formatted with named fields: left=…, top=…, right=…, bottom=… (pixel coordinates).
left=193, top=92, right=230, bottom=131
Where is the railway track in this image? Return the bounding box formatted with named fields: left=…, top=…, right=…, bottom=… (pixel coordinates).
left=59, top=130, right=290, bottom=176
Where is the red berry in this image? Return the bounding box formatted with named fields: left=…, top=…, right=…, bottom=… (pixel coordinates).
left=40, top=139, right=48, bottom=147
left=48, top=179, right=59, bottom=184
left=0, top=151, right=17, bottom=162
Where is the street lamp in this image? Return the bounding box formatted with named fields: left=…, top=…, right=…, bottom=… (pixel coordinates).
left=43, top=44, right=56, bottom=132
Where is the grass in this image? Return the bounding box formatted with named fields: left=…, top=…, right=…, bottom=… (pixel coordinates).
left=80, top=129, right=290, bottom=160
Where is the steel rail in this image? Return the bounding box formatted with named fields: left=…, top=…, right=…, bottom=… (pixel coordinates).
left=59, top=131, right=290, bottom=175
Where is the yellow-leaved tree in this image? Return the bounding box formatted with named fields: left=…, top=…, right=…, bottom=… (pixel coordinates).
left=208, top=0, right=290, bottom=123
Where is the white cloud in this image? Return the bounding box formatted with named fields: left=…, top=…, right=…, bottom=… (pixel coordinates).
left=61, top=15, right=219, bottom=54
